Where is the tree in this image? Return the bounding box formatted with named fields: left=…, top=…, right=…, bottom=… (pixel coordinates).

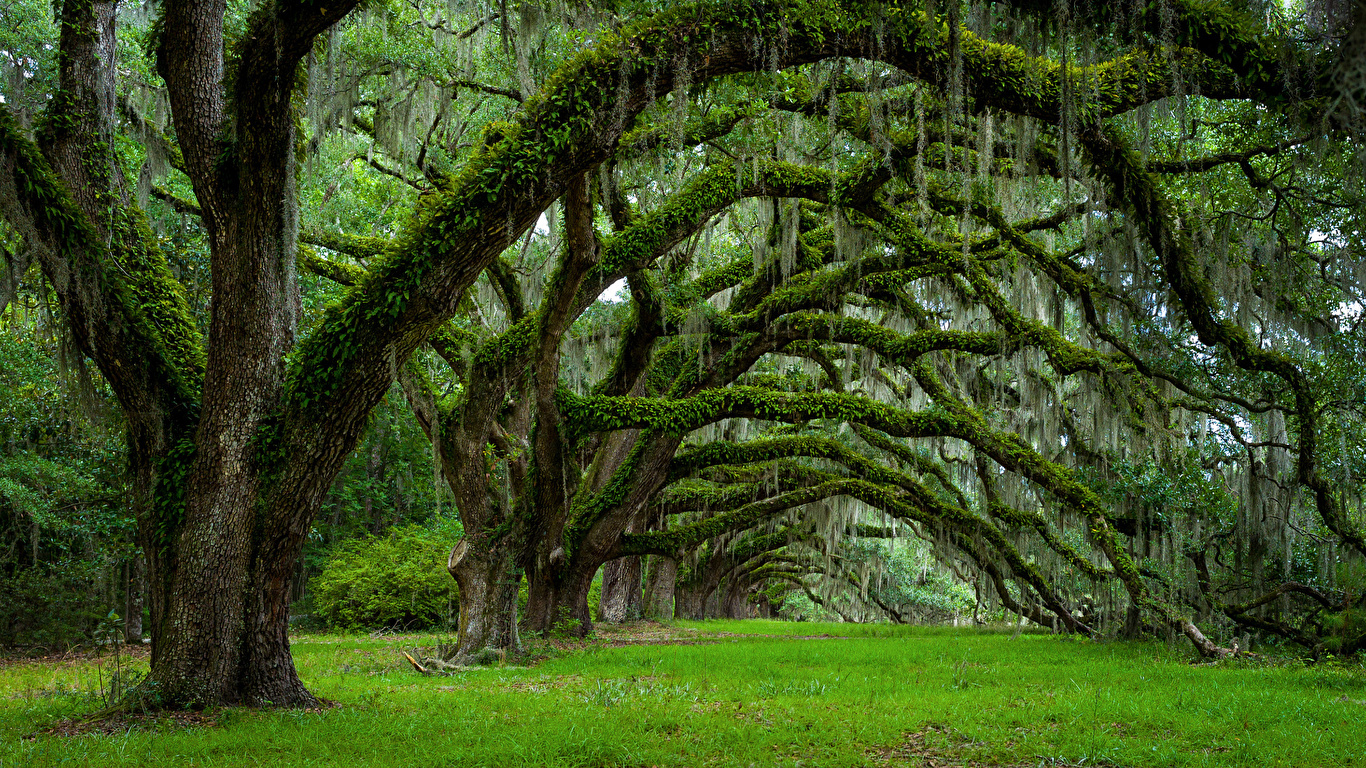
left=1, top=0, right=1362, bottom=708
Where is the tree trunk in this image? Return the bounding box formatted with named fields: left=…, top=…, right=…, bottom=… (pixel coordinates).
left=446, top=536, right=521, bottom=662
left=642, top=555, right=677, bottom=620
left=599, top=556, right=643, bottom=623
left=522, top=561, right=597, bottom=637
left=124, top=555, right=144, bottom=645
left=133, top=0, right=360, bottom=708
left=675, top=582, right=708, bottom=620
left=723, top=579, right=753, bottom=619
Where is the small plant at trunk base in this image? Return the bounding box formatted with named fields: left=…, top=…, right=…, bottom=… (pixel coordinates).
left=92, top=610, right=143, bottom=708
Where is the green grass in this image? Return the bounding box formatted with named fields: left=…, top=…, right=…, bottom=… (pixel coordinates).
left=2, top=621, right=1363, bottom=767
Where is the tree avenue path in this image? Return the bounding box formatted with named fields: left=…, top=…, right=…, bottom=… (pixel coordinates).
left=3, top=622, right=1364, bottom=766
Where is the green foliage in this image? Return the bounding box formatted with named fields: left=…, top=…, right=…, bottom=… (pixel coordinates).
left=310, top=523, right=462, bottom=631
left=4, top=625, right=1366, bottom=766
left=0, top=329, right=130, bottom=648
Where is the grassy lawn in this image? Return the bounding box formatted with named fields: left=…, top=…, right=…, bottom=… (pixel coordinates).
left=2, top=621, right=1363, bottom=767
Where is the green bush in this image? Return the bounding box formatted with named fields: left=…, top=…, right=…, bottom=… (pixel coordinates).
left=310, top=524, right=459, bottom=630
left=0, top=561, right=108, bottom=648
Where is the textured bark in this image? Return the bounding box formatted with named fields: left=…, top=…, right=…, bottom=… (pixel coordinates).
left=522, top=562, right=599, bottom=636
left=723, top=582, right=753, bottom=619
left=674, top=581, right=707, bottom=621
left=446, top=537, right=521, bottom=661
left=599, top=556, right=643, bottom=623
left=399, top=352, right=528, bottom=660
left=133, top=0, right=359, bottom=706
left=642, top=555, right=677, bottom=620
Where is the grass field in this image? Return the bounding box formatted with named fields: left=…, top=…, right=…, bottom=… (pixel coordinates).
left=2, top=620, right=1363, bottom=767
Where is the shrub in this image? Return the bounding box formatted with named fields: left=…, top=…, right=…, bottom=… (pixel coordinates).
left=310, top=524, right=458, bottom=630
left=0, top=561, right=108, bottom=649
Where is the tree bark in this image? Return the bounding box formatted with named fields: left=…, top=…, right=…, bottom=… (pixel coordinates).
left=599, top=556, right=643, bottom=623
left=522, top=561, right=598, bottom=636
left=134, top=0, right=360, bottom=707
left=642, top=555, right=677, bottom=620
left=674, top=582, right=708, bottom=621
left=446, top=536, right=520, bottom=662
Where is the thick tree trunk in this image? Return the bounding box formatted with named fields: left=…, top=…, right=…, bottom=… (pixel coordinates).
left=446, top=536, right=521, bottom=662
left=723, top=579, right=753, bottom=619
left=599, top=556, right=643, bottom=623
left=132, top=0, right=359, bottom=708
left=642, top=555, right=677, bottom=620
left=675, top=582, right=708, bottom=620
left=522, top=561, right=598, bottom=637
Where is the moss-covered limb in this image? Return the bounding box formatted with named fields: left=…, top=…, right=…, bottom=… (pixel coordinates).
left=957, top=260, right=1129, bottom=382
left=1, top=112, right=203, bottom=416
left=653, top=470, right=825, bottom=517
left=723, top=226, right=840, bottom=317
left=300, top=227, right=391, bottom=263
left=687, top=459, right=843, bottom=489
left=682, top=528, right=795, bottom=587
left=394, top=355, right=441, bottom=445
left=150, top=185, right=202, bottom=217
left=686, top=251, right=762, bottom=303
left=696, top=245, right=963, bottom=363
left=721, top=310, right=1013, bottom=374
left=851, top=425, right=969, bottom=509
left=678, top=314, right=1000, bottom=406
left=486, top=256, right=527, bottom=323
left=617, top=101, right=763, bottom=160
left=597, top=157, right=832, bottom=277
left=1147, top=0, right=1304, bottom=104
left=999, top=1, right=1299, bottom=103
left=1078, top=123, right=1363, bottom=559
left=667, top=435, right=955, bottom=512
left=560, top=385, right=960, bottom=441
left=298, top=247, right=476, bottom=373
left=872, top=14, right=1242, bottom=126
left=1004, top=512, right=1110, bottom=583
left=775, top=341, right=842, bottom=390
left=851, top=524, right=899, bottom=539
left=299, top=246, right=368, bottom=287
left=622, top=480, right=853, bottom=556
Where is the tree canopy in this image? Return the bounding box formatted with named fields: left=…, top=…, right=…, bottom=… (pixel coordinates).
left=0, top=0, right=1363, bottom=706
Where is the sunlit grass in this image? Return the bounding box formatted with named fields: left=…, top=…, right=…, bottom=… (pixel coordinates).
left=2, top=621, right=1362, bottom=767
